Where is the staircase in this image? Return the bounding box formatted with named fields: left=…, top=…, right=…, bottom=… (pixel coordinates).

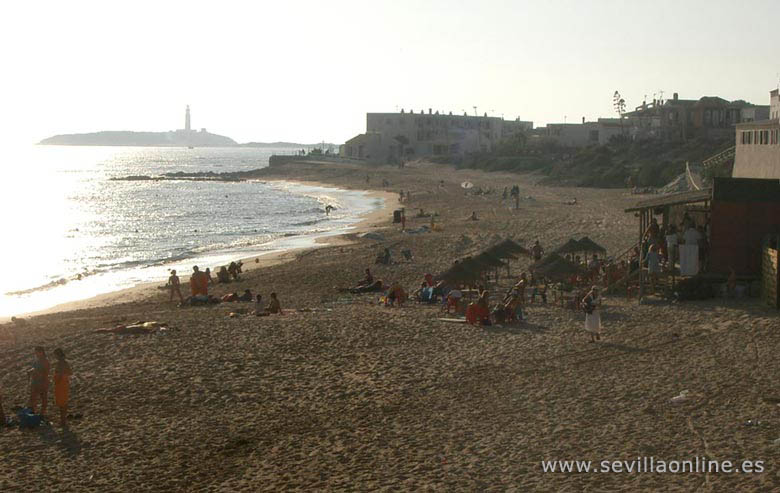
left=701, top=146, right=736, bottom=173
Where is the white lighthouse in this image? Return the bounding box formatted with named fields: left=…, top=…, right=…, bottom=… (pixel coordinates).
left=185, top=105, right=191, bottom=132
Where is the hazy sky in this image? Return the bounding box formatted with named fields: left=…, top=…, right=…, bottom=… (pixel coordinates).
left=3, top=0, right=778, bottom=145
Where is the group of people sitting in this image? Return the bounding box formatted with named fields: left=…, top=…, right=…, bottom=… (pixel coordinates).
left=1, top=346, right=73, bottom=429
left=221, top=290, right=282, bottom=315
left=358, top=266, right=548, bottom=325
left=165, top=265, right=281, bottom=313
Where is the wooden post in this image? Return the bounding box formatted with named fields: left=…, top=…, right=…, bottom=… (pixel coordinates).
left=638, top=209, right=645, bottom=303
left=662, top=206, right=669, bottom=234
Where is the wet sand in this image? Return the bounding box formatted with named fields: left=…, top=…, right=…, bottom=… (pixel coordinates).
left=1, top=160, right=779, bottom=492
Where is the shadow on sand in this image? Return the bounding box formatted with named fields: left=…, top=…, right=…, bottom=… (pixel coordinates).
left=37, top=423, right=83, bottom=457
left=485, top=322, right=548, bottom=335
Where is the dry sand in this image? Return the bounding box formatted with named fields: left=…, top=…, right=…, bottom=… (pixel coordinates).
left=1, top=160, right=779, bottom=492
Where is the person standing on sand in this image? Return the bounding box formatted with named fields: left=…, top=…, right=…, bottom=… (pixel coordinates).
left=28, top=346, right=50, bottom=416
left=190, top=266, right=208, bottom=297
left=531, top=240, right=544, bottom=262
left=581, top=286, right=602, bottom=342
left=168, top=269, right=183, bottom=303
left=52, top=348, right=72, bottom=428
left=400, top=209, right=406, bottom=231
left=646, top=244, right=661, bottom=293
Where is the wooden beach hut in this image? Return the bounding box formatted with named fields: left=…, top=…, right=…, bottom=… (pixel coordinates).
left=625, top=177, right=780, bottom=302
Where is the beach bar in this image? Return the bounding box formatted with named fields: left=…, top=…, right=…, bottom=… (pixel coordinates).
left=625, top=177, right=780, bottom=301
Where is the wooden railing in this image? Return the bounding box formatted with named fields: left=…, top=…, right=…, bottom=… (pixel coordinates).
left=701, top=146, right=735, bottom=170
left=604, top=241, right=640, bottom=294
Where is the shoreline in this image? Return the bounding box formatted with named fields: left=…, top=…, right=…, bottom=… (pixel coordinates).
left=2, top=159, right=778, bottom=491
left=2, top=182, right=396, bottom=322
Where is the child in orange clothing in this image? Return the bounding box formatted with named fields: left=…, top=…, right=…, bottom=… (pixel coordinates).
left=52, top=348, right=72, bottom=428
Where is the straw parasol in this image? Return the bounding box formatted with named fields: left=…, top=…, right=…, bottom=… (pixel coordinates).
left=473, top=252, right=507, bottom=268
left=530, top=254, right=585, bottom=281
left=577, top=236, right=607, bottom=254
left=437, top=261, right=482, bottom=283
left=494, top=239, right=530, bottom=256
left=484, top=246, right=518, bottom=260
left=554, top=238, right=583, bottom=255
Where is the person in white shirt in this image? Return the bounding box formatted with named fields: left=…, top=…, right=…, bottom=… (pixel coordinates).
left=680, top=223, right=701, bottom=276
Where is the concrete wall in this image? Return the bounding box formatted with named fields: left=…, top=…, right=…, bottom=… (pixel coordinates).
left=732, top=122, right=780, bottom=179
left=544, top=123, right=599, bottom=147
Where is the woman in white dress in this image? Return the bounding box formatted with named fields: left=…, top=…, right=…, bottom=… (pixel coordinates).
left=582, top=286, right=602, bottom=342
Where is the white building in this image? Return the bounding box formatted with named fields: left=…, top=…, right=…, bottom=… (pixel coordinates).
left=340, top=109, right=532, bottom=162
left=732, top=89, right=780, bottom=179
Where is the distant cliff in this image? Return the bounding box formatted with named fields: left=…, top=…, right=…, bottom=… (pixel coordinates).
left=39, top=130, right=237, bottom=147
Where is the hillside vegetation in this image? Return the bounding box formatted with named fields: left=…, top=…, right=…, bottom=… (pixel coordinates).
left=436, top=134, right=734, bottom=188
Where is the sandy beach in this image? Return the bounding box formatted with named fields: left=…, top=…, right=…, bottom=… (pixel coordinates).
left=2, top=160, right=779, bottom=492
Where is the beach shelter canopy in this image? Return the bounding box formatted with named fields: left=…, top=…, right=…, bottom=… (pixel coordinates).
left=458, top=256, right=495, bottom=274
left=553, top=238, right=583, bottom=255
left=473, top=252, right=507, bottom=268
left=437, top=262, right=482, bottom=282
left=483, top=245, right=518, bottom=260
left=530, top=254, right=585, bottom=281
left=492, top=239, right=530, bottom=256
left=577, top=236, right=607, bottom=254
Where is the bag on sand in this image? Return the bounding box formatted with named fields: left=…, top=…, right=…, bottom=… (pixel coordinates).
left=18, top=408, right=42, bottom=429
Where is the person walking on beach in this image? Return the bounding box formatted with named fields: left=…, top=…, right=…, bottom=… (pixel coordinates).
left=52, top=348, right=72, bottom=428
left=581, top=286, right=602, bottom=342
left=28, top=346, right=50, bottom=416
left=168, top=269, right=183, bottom=303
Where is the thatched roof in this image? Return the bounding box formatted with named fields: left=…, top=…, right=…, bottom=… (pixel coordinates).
left=494, top=239, right=530, bottom=256
left=530, top=254, right=585, bottom=281
left=577, top=236, right=606, bottom=253
left=554, top=238, right=583, bottom=255
left=473, top=252, right=507, bottom=268
left=437, top=262, right=482, bottom=282
left=484, top=246, right=518, bottom=260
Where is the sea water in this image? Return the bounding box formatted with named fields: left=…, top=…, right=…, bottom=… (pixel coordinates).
left=0, top=145, right=382, bottom=317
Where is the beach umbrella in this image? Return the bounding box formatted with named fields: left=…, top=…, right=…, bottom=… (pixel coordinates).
left=458, top=256, right=494, bottom=274
left=460, top=181, right=474, bottom=189
left=577, top=236, right=607, bottom=254
left=530, top=254, right=585, bottom=281
left=554, top=238, right=583, bottom=255
left=437, top=262, right=482, bottom=283
left=493, top=239, right=531, bottom=256
left=473, top=252, right=507, bottom=268
left=484, top=245, right=518, bottom=260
